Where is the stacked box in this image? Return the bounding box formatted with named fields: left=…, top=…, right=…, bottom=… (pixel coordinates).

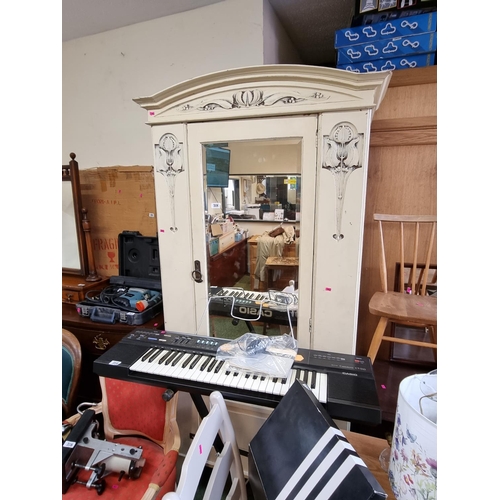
left=338, top=52, right=436, bottom=73
left=335, top=12, right=436, bottom=73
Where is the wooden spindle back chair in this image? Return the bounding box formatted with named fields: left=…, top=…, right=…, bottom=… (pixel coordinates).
left=366, top=214, right=437, bottom=363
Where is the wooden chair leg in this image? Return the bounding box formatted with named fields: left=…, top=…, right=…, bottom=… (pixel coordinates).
left=428, top=325, right=437, bottom=362
left=367, top=316, right=389, bottom=363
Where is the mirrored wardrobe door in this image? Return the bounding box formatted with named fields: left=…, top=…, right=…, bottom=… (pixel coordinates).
left=187, top=116, right=318, bottom=347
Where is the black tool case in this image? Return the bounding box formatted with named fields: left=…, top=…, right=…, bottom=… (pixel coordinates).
left=75, top=231, right=163, bottom=325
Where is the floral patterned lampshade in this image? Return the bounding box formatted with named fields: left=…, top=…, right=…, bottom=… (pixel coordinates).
left=389, top=371, right=437, bottom=500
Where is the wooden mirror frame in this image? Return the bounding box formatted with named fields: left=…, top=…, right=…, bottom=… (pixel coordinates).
left=63, top=153, right=90, bottom=277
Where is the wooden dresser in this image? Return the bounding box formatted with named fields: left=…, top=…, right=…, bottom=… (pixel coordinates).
left=208, top=238, right=248, bottom=287
left=62, top=303, right=164, bottom=405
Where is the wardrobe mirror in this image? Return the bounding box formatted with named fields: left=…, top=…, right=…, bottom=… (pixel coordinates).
left=204, top=138, right=301, bottom=336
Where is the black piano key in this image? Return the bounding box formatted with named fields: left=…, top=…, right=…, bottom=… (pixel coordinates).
left=158, top=350, right=172, bottom=364
left=141, top=348, right=156, bottom=362
left=214, top=360, right=225, bottom=373
left=148, top=349, right=162, bottom=363
left=171, top=352, right=185, bottom=366
left=200, top=357, right=211, bottom=371
left=182, top=353, right=195, bottom=368
left=206, top=358, right=217, bottom=372
left=310, top=370, right=317, bottom=389
left=189, top=355, right=202, bottom=369
left=164, top=351, right=179, bottom=365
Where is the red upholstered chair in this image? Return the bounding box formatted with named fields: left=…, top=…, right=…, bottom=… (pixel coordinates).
left=63, top=378, right=180, bottom=499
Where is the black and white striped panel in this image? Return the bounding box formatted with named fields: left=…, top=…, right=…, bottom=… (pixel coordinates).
left=275, top=427, right=369, bottom=500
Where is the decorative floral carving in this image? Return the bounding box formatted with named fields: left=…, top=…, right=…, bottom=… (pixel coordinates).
left=322, top=122, right=364, bottom=240
left=155, top=133, right=184, bottom=232
left=180, top=88, right=328, bottom=112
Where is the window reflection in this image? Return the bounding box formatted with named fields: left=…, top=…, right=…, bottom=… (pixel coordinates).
left=204, top=139, right=301, bottom=223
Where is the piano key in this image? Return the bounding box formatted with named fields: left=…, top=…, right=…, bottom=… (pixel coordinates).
left=149, top=350, right=180, bottom=375
left=197, top=357, right=217, bottom=383
left=145, top=350, right=180, bottom=375
left=278, top=370, right=295, bottom=396
left=203, top=360, right=225, bottom=385
left=186, top=355, right=215, bottom=381
left=141, top=347, right=156, bottom=362
left=166, top=353, right=196, bottom=378
left=130, top=349, right=161, bottom=372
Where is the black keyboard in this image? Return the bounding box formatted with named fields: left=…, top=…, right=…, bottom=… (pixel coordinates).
left=93, top=328, right=381, bottom=424
left=208, top=286, right=298, bottom=326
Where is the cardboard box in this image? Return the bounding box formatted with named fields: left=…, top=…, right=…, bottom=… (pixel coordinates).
left=210, top=224, right=223, bottom=237
left=80, top=166, right=157, bottom=277
left=248, top=380, right=388, bottom=500
left=338, top=52, right=436, bottom=73
left=337, top=31, right=436, bottom=64
left=335, top=11, right=437, bottom=48
left=210, top=221, right=232, bottom=237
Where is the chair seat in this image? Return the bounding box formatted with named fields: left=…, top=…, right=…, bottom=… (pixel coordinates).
left=64, top=439, right=178, bottom=499
left=368, top=291, right=437, bottom=326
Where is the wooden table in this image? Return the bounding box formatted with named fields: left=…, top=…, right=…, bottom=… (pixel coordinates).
left=343, top=430, right=395, bottom=499
left=265, top=256, right=299, bottom=289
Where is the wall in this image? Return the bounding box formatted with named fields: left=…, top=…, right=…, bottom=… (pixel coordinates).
left=263, top=0, right=302, bottom=64
left=63, top=0, right=298, bottom=170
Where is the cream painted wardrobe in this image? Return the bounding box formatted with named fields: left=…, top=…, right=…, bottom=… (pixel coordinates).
left=133, top=64, right=391, bottom=464
left=134, top=65, right=391, bottom=355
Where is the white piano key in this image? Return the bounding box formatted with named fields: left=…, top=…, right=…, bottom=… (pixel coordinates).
left=168, top=353, right=196, bottom=378
left=180, top=354, right=204, bottom=380
left=130, top=348, right=161, bottom=373
left=156, top=351, right=185, bottom=377
left=148, top=349, right=176, bottom=375
left=318, top=373, right=328, bottom=403
left=249, top=374, right=264, bottom=392
left=228, top=370, right=245, bottom=388
left=203, top=360, right=226, bottom=385
left=197, top=357, right=218, bottom=383
left=273, top=376, right=288, bottom=395
left=257, top=375, right=274, bottom=394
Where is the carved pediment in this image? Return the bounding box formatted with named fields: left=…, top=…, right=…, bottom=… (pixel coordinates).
left=133, top=65, right=392, bottom=125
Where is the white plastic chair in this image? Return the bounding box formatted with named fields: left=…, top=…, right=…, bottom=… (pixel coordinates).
left=163, top=391, right=247, bottom=500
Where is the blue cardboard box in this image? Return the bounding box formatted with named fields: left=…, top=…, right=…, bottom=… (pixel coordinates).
left=338, top=52, right=436, bottom=73
left=337, top=31, right=436, bottom=64
left=335, top=11, right=436, bottom=48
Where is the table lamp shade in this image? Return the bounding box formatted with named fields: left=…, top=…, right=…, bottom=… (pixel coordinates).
left=389, top=372, right=437, bottom=500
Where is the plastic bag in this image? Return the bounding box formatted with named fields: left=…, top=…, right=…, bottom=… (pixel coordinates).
left=216, top=333, right=298, bottom=378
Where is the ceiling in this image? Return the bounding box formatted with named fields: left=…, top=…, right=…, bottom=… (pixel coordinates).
left=62, top=0, right=357, bottom=67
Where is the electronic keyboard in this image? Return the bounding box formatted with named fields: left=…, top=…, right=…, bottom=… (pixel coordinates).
left=93, top=328, right=381, bottom=424
left=208, top=286, right=298, bottom=326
